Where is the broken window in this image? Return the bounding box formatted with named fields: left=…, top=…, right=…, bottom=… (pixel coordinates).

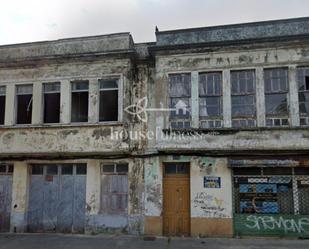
left=43, top=82, right=60, bottom=123
left=101, top=163, right=128, bottom=214
left=264, top=68, right=289, bottom=127
left=231, top=70, right=256, bottom=128
left=169, top=74, right=191, bottom=129
left=16, top=85, right=33, bottom=124
left=297, top=67, right=309, bottom=126
left=99, top=79, right=118, bottom=122
left=199, top=72, right=222, bottom=128
left=0, top=86, right=5, bottom=125
left=71, top=81, right=88, bottom=123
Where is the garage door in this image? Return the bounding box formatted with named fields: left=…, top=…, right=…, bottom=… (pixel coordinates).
left=27, top=164, right=86, bottom=233
left=0, top=164, right=13, bottom=232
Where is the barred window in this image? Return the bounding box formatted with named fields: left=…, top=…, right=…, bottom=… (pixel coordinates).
left=199, top=72, right=222, bottom=128
left=169, top=74, right=191, bottom=129
left=297, top=67, right=309, bottom=126
left=231, top=70, right=256, bottom=128
left=233, top=167, right=309, bottom=215
left=264, top=68, right=289, bottom=127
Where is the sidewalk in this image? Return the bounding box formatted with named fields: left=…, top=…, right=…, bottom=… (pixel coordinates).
left=0, top=234, right=309, bottom=249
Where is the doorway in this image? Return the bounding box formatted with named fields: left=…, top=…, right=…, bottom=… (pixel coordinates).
left=163, top=163, right=190, bottom=236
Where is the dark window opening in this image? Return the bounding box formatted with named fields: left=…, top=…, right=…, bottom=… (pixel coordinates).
left=76, top=164, right=87, bottom=175
left=0, top=86, right=5, bottom=125
left=43, top=83, right=60, bottom=123
left=164, top=163, right=190, bottom=175
left=61, top=165, right=73, bottom=175
left=46, top=165, right=58, bottom=175
left=71, top=81, right=89, bottom=123
left=31, top=165, right=44, bottom=175
left=16, top=85, right=33, bottom=124
left=102, top=163, right=128, bottom=174
left=99, top=79, right=118, bottom=122
left=233, top=167, right=262, bottom=176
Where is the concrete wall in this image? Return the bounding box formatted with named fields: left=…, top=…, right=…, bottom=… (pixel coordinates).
left=151, top=43, right=309, bottom=152
left=144, top=156, right=233, bottom=237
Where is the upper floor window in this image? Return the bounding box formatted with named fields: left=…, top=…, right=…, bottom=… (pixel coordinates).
left=264, top=68, right=289, bottom=127
left=43, top=82, right=60, bottom=123
left=199, top=72, right=222, bottom=128
left=297, top=67, right=309, bottom=126
left=16, top=85, right=33, bottom=124
left=71, top=81, right=88, bottom=123
left=169, top=74, right=191, bottom=129
left=0, top=86, right=5, bottom=125
left=231, top=70, right=256, bottom=128
left=99, top=79, right=119, bottom=122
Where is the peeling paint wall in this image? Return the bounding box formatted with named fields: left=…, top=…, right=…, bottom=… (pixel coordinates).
left=191, top=157, right=232, bottom=219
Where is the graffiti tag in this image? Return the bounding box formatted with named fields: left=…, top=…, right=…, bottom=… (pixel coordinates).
left=245, top=215, right=309, bottom=234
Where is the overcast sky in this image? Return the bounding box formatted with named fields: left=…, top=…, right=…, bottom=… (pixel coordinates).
left=1, top=0, right=309, bottom=45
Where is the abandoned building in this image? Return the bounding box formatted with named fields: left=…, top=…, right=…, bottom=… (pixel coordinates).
left=1, top=16, right=309, bottom=238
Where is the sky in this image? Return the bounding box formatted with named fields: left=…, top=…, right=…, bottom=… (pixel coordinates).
left=0, top=0, right=309, bottom=45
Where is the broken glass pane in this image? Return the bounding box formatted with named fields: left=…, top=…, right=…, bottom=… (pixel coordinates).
left=169, top=74, right=191, bottom=97
left=232, top=95, right=255, bottom=116
left=299, top=92, right=309, bottom=115
left=265, top=94, right=288, bottom=115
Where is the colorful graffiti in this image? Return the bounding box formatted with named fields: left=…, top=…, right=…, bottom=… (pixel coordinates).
left=234, top=214, right=309, bottom=236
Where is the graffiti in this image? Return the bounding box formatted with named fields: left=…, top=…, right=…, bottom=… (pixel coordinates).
left=245, top=215, right=309, bottom=234
left=193, top=192, right=228, bottom=218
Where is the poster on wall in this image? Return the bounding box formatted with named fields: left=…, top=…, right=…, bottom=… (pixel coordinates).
left=204, top=176, right=221, bottom=188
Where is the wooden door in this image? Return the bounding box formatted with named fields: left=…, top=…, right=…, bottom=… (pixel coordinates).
left=163, top=163, right=190, bottom=236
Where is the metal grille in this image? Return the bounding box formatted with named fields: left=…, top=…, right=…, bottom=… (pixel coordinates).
left=233, top=168, right=309, bottom=215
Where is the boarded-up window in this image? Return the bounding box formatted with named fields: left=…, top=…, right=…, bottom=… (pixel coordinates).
left=71, top=81, right=88, bottom=123
left=169, top=74, right=191, bottom=129
left=297, top=67, right=309, bottom=126
left=16, top=85, right=33, bottom=124
left=199, top=72, right=222, bottom=128
left=99, top=79, right=118, bottom=122
left=101, top=164, right=128, bottom=214
left=264, top=68, right=289, bottom=127
left=231, top=70, right=256, bottom=128
left=43, top=83, right=60, bottom=123
left=0, top=86, right=5, bottom=125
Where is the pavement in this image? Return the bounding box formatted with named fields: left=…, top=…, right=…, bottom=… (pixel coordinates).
left=0, top=234, right=309, bottom=249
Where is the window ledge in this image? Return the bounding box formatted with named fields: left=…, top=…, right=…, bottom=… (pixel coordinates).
left=162, top=126, right=309, bottom=135
left=0, top=121, right=124, bottom=130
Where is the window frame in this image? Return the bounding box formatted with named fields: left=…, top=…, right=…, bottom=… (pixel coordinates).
left=15, top=84, right=33, bottom=125
left=43, top=82, right=61, bottom=124
left=70, top=80, right=89, bottom=123
left=264, top=68, right=289, bottom=127
left=230, top=70, right=257, bottom=128
left=198, top=72, right=223, bottom=128
left=0, top=85, right=6, bottom=125
left=297, top=67, right=309, bottom=126
left=98, top=78, right=120, bottom=122
left=168, top=73, right=192, bottom=129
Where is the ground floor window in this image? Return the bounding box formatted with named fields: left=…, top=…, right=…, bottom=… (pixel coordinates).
left=100, top=163, right=128, bottom=214
left=233, top=167, right=309, bottom=215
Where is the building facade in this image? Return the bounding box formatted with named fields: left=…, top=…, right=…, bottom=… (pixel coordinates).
left=1, top=17, right=309, bottom=237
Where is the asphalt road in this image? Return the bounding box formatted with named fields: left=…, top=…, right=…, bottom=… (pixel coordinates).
left=0, top=234, right=308, bottom=249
